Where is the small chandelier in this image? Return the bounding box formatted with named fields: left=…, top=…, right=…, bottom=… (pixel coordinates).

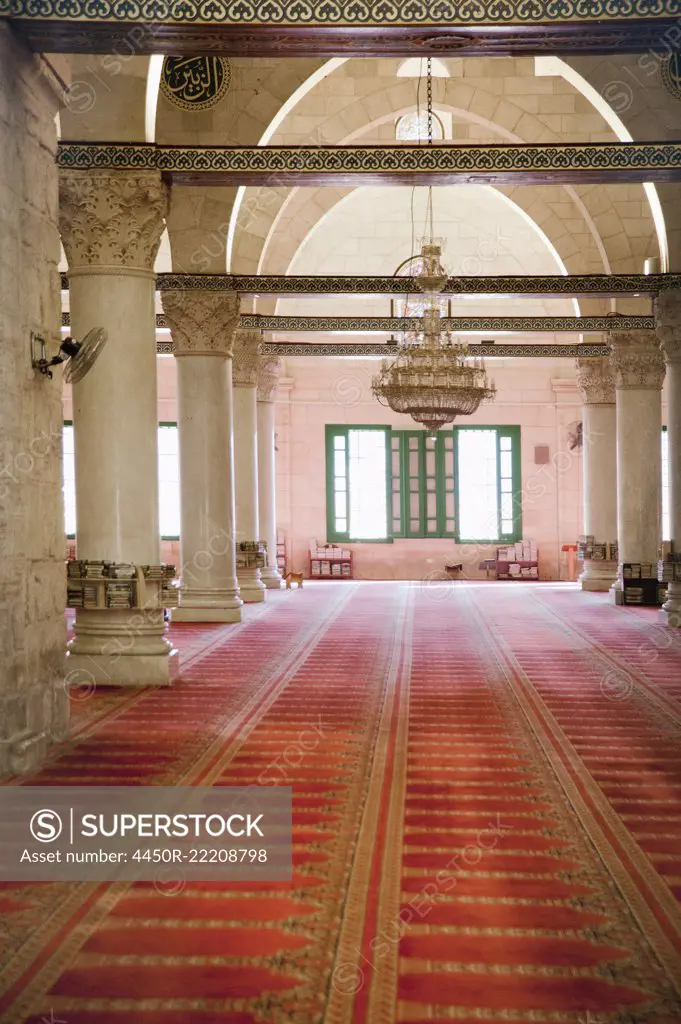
left=371, top=59, right=496, bottom=436
left=372, top=259, right=497, bottom=436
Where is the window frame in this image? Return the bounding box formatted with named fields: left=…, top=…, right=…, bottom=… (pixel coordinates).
left=63, top=420, right=182, bottom=542
left=158, top=421, right=181, bottom=541
left=453, top=425, right=522, bottom=544
left=63, top=419, right=76, bottom=539
left=326, top=424, right=523, bottom=545
left=325, top=425, right=393, bottom=544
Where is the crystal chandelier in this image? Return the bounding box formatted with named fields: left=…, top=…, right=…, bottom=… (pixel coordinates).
left=372, top=247, right=497, bottom=435
left=371, top=60, right=496, bottom=436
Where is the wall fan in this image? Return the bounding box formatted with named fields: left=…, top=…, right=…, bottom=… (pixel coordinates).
left=567, top=420, right=583, bottom=451
left=32, top=329, right=108, bottom=382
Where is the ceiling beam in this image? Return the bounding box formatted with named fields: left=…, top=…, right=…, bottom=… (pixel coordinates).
left=239, top=315, right=653, bottom=333
left=153, top=340, right=609, bottom=357
left=61, top=273, right=676, bottom=298
left=62, top=312, right=654, bottom=333
left=7, top=1, right=681, bottom=58
left=57, top=142, right=681, bottom=187
left=259, top=342, right=611, bottom=358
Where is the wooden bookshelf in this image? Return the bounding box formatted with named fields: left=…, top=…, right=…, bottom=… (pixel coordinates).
left=495, top=543, right=538, bottom=581
left=309, top=547, right=353, bottom=580
left=66, top=563, right=179, bottom=611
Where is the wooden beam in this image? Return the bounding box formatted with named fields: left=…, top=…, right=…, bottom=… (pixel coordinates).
left=60, top=272, right=676, bottom=297
left=239, top=315, right=653, bottom=333
left=259, top=342, right=610, bottom=357
left=7, top=0, right=681, bottom=58
left=62, top=312, right=654, bottom=332
left=57, top=141, right=681, bottom=186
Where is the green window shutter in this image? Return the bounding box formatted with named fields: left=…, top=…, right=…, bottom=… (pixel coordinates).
left=390, top=431, right=405, bottom=538
left=325, top=425, right=391, bottom=543
left=326, top=425, right=350, bottom=543
left=454, top=426, right=522, bottom=543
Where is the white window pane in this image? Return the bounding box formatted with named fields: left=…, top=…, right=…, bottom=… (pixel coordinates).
left=663, top=428, right=670, bottom=542
left=348, top=430, right=388, bottom=539
left=62, top=424, right=76, bottom=536
left=458, top=430, right=499, bottom=541
left=158, top=425, right=180, bottom=537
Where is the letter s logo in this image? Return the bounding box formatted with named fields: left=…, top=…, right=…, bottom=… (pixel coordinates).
left=30, top=809, right=63, bottom=843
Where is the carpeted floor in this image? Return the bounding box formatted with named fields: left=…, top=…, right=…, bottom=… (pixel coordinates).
left=3, top=582, right=681, bottom=1023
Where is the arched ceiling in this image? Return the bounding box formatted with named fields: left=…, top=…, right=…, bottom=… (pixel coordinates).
left=56, top=51, right=681, bottom=289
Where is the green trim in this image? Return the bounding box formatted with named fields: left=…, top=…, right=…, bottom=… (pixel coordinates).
left=326, top=424, right=522, bottom=545
left=454, top=425, right=522, bottom=543
left=159, top=421, right=178, bottom=428
left=325, top=425, right=392, bottom=543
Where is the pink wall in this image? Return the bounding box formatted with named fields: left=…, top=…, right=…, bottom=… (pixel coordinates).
left=63, top=353, right=610, bottom=581
left=274, top=358, right=584, bottom=581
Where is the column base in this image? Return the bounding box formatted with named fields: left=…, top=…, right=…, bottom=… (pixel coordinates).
left=580, top=560, right=618, bottom=592
left=261, top=565, right=283, bottom=590
left=0, top=678, right=70, bottom=777
left=237, top=568, right=266, bottom=603
left=172, top=606, right=242, bottom=623
left=67, top=608, right=175, bottom=688
left=662, top=582, right=681, bottom=627
left=66, top=649, right=177, bottom=688
left=172, top=586, right=243, bottom=623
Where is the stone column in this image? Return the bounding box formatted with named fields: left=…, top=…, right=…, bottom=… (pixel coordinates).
left=575, top=357, right=618, bottom=591
left=257, top=355, right=283, bottom=588
left=232, top=330, right=266, bottom=602
left=161, top=290, right=243, bottom=622
left=0, top=29, right=69, bottom=775
left=59, top=170, right=174, bottom=686
left=656, top=291, right=681, bottom=626
left=610, top=330, right=666, bottom=599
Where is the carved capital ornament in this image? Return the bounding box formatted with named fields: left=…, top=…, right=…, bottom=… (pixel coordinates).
left=232, top=330, right=262, bottom=387
left=655, top=289, right=681, bottom=364
left=609, top=330, right=665, bottom=391
left=162, top=291, right=241, bottom=357
left=257, top=355, right=281, bottom=402
left=575, top=356, right=616, bottom=405
left=59, top=170, right=169, bottom=273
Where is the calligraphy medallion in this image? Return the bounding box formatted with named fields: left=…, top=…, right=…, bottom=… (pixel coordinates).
left=161, top=57, right=232, bottom=111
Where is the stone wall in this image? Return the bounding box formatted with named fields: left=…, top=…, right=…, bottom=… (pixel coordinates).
left=0, top=27, right=68, bottom=775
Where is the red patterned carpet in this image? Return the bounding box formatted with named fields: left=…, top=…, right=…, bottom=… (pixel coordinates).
left=3, top=582, right=681, bottom=1023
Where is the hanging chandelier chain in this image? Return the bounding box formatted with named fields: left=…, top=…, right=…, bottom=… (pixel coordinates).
left=427, top=56, right=433, bottom=146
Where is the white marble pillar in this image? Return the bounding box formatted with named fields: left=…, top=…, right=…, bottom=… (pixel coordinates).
left=162, top=291, right=243, bottom=622
left=232, top=330, right=266, bottom=602
left=59, top=170, right=174, bottom=686
left=656, top=291, right=681, bottom=626
left=610, top=330, right=666, bottom=600
left=575, top=357, right=618, bottom=591
left=257, top=355, right=283, bottom=588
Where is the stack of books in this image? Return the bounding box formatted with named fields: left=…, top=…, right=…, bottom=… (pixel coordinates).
left=141, top=565, right=165, bottom=581
left=658, top=560, right=681, bottom=583
left=106, top=582, right=133, bottom=608
left=161, top=582, right=180, bottom=607
left=236, top=542, right=266, bottom=569
left=104, top=563, right=136, bottom=579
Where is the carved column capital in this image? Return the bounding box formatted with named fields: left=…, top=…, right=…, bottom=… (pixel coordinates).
left=609, top=330, right=665, bottom=390
left=59, top=170, right=169, bottom=273
left=655, top=289, right=681, bottom=364
left=575, top=356, right=616, bottom=405
left=232, top=330, right=262, bottom=387
left=161, top=291, right=240, bottom=357
left=257, top=355, right=281, bottom=402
